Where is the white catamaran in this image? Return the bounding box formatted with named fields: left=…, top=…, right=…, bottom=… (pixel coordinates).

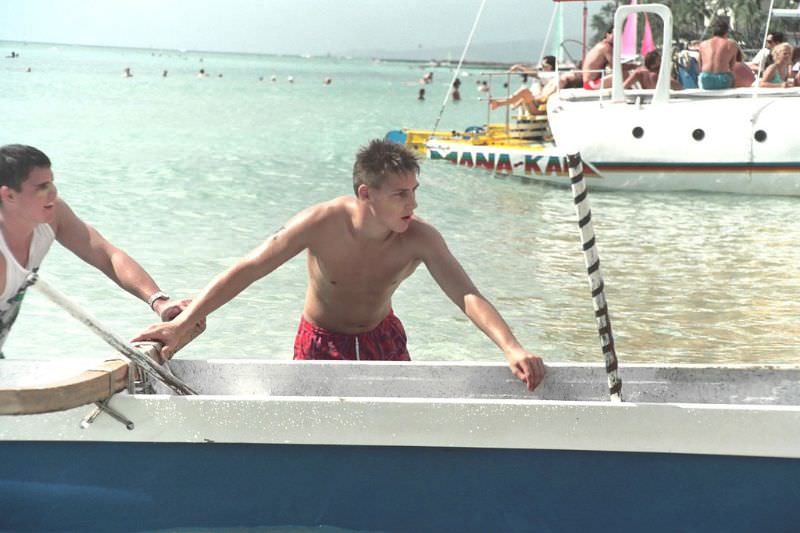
left=389, top=2, right=800, bottom=196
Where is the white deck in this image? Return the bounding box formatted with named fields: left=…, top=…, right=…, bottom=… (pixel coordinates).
left=2, top=360, right=799, bottom=459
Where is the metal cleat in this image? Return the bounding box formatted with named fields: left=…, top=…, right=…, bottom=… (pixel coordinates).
left=80, top=399, right=134, bottom=430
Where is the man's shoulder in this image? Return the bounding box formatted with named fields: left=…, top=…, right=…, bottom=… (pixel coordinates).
left=404, top=216, right=443, bottom=245
left=50, top=197, right=74, bottom=235
left=304, top=196, right=353, bottom=219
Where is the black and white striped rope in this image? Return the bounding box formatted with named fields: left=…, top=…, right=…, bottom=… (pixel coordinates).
left=566, top=153, right=622, bottom=402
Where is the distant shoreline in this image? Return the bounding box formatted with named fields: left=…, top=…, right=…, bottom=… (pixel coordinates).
left=1, top=39, right=518, bottom=68
left=375, top=57, right=515, bottom=70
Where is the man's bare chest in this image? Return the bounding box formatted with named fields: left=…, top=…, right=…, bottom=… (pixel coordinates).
left=310, top=242, right=419, bottom=288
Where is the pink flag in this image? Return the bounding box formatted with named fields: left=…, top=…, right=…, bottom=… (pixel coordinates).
left=621, top=0, right=638, bottom=58
left=641, top=12, right=656, bottom=55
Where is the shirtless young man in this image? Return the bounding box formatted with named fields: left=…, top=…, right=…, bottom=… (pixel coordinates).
left=623, top=50, right=682, bottom=91
left=0, top=144, right=198, bottom=356
left=623, top=50, right=661, bottom=90
left=134, top=139, right=546, bottom=390
left=582, top=27, right=614, bottom=90
left=698, top=19, right=738, bottom=90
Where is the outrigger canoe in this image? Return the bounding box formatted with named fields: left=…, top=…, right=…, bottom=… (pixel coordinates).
left=2, top=352, right=800, bottom=533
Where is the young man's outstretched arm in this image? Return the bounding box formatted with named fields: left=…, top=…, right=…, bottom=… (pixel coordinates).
left=418, top=223, right=545, bottom=390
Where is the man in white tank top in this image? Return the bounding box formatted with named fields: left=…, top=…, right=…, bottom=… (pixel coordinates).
left=0, top=144, right=201, bottom=357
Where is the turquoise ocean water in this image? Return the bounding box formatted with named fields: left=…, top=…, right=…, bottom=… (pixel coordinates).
left=1, top=40, right=799, bottom=366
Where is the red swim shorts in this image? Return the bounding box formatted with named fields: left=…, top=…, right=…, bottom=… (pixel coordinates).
left=583, top=77, right=603, bottom=90
left=293, top=311, right=411, bottom=361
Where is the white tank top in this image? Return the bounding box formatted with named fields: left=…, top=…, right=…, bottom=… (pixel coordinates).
left=0, top=223, right=56, bottom=353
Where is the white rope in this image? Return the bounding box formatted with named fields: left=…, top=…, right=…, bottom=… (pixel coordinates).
left=431, top=0, right=487, bottom=134
left=539, top=3, right=559, bottom=66
left=28, top=273, right=196, bottom=395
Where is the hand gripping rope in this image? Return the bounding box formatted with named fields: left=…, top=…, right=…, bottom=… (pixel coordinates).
left=566, top=153, right=622, bottom=401
left=27, top=272, right=196, bottom=396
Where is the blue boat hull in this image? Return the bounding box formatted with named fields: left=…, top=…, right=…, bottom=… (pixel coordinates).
left=1, top=441, right=798, bottom=533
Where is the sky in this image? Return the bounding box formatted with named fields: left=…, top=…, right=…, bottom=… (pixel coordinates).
left=0, top=0, right=604, bottom=60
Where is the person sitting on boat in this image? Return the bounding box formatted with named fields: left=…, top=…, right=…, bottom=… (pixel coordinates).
left=623, top=50, right=682, bottom=91
left=623, top=50, right=661, bottom=90
left=697, top=18, right=737, bottom=90
left=490, top=58, right=579, bottom=114
left=676, top=41, right=700, bottom=89
left=582, top=27, right=614, bottom=90
left=133, top=139, right=546, bottom=391
left=0, top=144, right=203, bottom=358
left=507, top=56, right=557, bottom=81
left=759, top=42, right=795, bottom=88
left=732, top=48, right=756, bottom=88
left=489, top=84, right=545, bottom=115
left=748, top=31, right=784, bottom=75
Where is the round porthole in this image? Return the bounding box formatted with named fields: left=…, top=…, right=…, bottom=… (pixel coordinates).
left=692, top=129, right=705, bottom=141
left=754, top=130, right=767, bottom=143
left=632, top=126, right=644, bottom=139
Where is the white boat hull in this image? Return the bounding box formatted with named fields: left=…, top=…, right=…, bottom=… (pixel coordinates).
left=547, top=88, right=800, bottom=195
left=2, top=360, right=799, bottom=457
left=2, top=360, right=800, bottom=532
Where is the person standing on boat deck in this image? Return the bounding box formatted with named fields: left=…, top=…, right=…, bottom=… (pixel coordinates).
left=582, top=27, right=614, bottom=90
left=133, top=139, right=546, bottom=391
left=0, top=144, right=203, bottom=358
left=759, top=43, right=795, bottom=88
left=697, top=18, right=738, bottom=90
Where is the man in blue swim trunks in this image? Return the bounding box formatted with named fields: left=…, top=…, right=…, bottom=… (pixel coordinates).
left=698, top=18, right=738, bottom=90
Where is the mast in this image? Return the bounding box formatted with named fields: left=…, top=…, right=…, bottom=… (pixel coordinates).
left=582, top=1, right=588, bottom=64
left=552, top=0, right=607, bottom=65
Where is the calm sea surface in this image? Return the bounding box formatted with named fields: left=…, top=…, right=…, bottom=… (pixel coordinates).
left=1, top=40, right=799, bottom=366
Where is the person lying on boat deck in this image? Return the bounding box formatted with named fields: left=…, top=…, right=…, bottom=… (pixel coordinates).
left=133, top=139, right=546, bottom=391
left=582, top=27, right=614, bottom=90
left=489, top=56, right=556, bottom=113
left=0, top=144, right=204, bottom=358
left=504, top=56, right=556, bottom=77
left=697, top=18, right=737, bottom=90
left=490, top=63, right=582, bottom=115
left=759, top=43, right=795, bottom=88
left=622, top=50, right=682, bottom=91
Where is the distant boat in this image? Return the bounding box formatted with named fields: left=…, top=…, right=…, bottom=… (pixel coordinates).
left=388, top=2, right=800, bottom=196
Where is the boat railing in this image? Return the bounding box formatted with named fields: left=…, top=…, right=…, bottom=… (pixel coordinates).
left=481, top=69, right=558, bottom=143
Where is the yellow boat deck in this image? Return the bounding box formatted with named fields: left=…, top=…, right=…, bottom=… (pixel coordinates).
left=402, top=114, right=552, bottom=155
